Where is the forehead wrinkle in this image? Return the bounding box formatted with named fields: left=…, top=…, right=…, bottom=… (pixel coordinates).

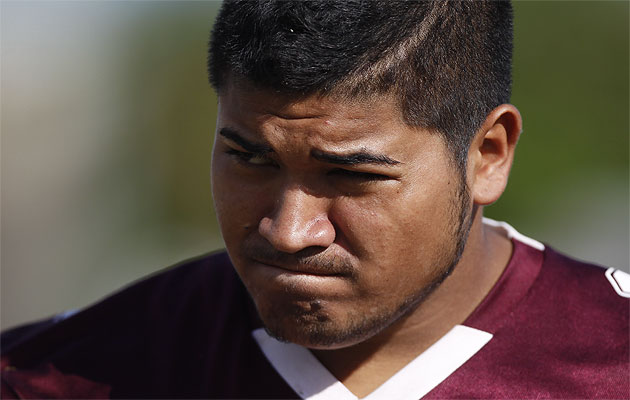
left=219, top=127, right=273, bottom=154
left=263, top=108, right=329, bottom=121
left=269, top=114, right=386, bottom=149
left=262, top=94, right=390, bottom=129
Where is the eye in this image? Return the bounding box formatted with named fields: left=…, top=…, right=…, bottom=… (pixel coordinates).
left=225, top=148, right=275, bottom=166
left=328, top=168, right=390, bottom=182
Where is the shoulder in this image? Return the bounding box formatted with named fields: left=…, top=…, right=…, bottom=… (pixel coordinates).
left=535, top=247, right=629, bottom=319
left=2, top=250, right=240, bottom=352
left=508, top=248, right=629, bottom=397
left=483, top=246, right=628, bottom=398
left=436, top=232, right=629, bottom=399
left=519, top=246, right=629, bottom=353
left=0, top=251, right=280, bottom=399
left=527, top=247, right=629, bottom=357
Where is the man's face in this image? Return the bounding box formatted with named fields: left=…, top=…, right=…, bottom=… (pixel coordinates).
left=211, top=83, right=472, bottom=349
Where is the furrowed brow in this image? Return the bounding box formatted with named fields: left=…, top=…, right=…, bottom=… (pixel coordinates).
left=311, top=149, right=400, bottom=166
left=219, top=127, right=273, bottom=154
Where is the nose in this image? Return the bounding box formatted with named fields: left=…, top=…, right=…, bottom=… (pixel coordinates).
left=258, top=186, right=335, bottom=254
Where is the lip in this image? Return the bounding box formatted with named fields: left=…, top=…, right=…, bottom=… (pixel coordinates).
left=253, top=259, right=344, bottom=277
left=246, top=260, right=352, bottom=299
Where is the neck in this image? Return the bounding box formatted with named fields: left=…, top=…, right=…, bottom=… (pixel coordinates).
left=312, top=213, right=513, bottom=398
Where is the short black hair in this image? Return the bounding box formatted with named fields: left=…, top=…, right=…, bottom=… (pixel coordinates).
left=208, top=0, right=513, bottom=168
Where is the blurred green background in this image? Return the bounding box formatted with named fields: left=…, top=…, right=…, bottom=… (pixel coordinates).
left=1, top=1, right=628, bottom=330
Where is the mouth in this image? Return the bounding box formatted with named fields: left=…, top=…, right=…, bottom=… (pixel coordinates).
left=253, top=259, right=345, bottom=277
left=243, top=257, right=355, bottom=300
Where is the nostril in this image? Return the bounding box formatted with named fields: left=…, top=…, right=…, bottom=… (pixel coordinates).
left=257, top=213, right=335, bottom=254
left=258, top=217, right=274, bottom=238
left=309, top=218, right=336, bottom=244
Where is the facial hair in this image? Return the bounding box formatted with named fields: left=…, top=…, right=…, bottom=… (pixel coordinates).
left=247, top=177, right=474, bottom=348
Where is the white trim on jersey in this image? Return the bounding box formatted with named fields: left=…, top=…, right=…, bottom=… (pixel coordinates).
left=605, top=268, right=630, bottom=298
left=482, top=217, right=545, bottom=251
left=252, top=328, right=355, bottom=400
left=252, top=325, right=493, bottom=400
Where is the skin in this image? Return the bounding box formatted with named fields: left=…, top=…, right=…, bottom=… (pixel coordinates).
left=211, top=81, right=522, bottom=396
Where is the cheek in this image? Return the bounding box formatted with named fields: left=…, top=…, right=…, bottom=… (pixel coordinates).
left=211, top=160, right=268, bottom=240
left=332, top=183, right=450, bottom=256
left=330, top=180, right=458, bottom=294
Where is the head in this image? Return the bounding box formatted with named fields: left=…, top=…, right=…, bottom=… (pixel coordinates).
left=208, top=0, right=520, bottom=349
left=209, top=0, right=514, bottom=171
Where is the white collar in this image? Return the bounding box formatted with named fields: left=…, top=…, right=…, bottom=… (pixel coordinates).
left=252, top=324, right=492, bottom=400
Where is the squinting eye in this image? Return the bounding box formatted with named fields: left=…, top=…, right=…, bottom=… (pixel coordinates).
left=328, top=168, right=390, bottom=181
left=226, top=149, right=275, bottom=166
left=248, top=155, right=269, bottom=165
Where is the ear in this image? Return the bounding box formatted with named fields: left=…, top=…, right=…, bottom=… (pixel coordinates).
left=468, top=104, right=522, bottom=205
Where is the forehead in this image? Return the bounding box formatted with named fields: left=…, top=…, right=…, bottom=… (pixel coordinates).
left=217, top=81, right=428, bottom=152
left=221, top=78, right=403, bottom=116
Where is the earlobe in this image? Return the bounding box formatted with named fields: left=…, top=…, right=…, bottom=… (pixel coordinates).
left=469, top=104, right=522, bottom=205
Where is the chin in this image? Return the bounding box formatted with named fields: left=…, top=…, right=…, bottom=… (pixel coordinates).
left=258, top=305, right=337, bottom=347
left=262, top=317, right=369, bottom=350
left=255, top=268, right=454, bottom=349
left=256, top=297, right=402, bottom=350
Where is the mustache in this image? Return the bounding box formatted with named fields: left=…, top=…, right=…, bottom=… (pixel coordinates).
left=242, top=240, right=356, bottom=277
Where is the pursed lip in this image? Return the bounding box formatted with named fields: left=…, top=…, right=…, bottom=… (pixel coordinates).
left=251, top=258, right=345, bottom=277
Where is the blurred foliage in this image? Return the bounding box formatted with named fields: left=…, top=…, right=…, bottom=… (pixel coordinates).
left=486, top=1, right=628, bottom=253
left=118, top=2, right=220, bottom=232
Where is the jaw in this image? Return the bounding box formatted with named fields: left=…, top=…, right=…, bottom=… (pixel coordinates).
left=251, top=234, right=472, bottom=351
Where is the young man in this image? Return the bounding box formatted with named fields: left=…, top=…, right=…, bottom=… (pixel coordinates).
left=2, top=1, right=628, bottom=399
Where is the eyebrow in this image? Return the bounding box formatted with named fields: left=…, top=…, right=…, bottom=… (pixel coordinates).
left=219, top=127, right=273, bottom=154
left=218, top=127, right=400, bottom=166
left=311, top=149, right=400, bottom=166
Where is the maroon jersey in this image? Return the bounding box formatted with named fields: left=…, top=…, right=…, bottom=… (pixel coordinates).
left=2, top=229, right=628, bottom=399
